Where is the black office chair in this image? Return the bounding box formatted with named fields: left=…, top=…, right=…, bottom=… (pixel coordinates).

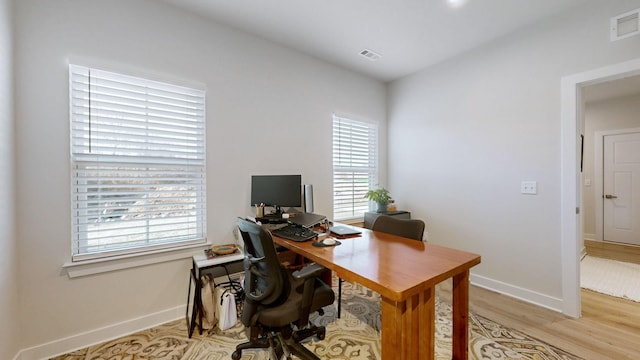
left=233, top=218, right=335, bottom=360
left=371, top=215, right=425, bottom=241
left=337, top=215, right=426, bottom=318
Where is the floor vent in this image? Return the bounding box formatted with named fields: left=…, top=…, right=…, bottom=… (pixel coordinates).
left=611, top=8, right=640, bottom=41
left=359, top=49, right=382, bottom=61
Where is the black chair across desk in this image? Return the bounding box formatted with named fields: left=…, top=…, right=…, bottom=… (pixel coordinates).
left=234, top=218, right=335, bottom=360
left=371, top=214, right=425, bottom=241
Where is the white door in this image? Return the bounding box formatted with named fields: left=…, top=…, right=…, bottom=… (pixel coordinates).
left=603, top=132, right=640, bottom=245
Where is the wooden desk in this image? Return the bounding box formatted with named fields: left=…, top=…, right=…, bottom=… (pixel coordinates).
left=272, top=226, right=481, bottom=360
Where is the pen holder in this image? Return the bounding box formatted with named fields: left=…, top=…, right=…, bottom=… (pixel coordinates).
left=256, top=206, right=264, bottom=218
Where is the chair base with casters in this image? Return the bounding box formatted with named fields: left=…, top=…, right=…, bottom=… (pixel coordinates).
left=234, top=218, right=335, bottom=360
left=232, top=319, right=326, bottom=360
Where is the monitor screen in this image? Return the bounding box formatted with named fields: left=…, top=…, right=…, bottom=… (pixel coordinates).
left=250, top=175, right=302, bottom=209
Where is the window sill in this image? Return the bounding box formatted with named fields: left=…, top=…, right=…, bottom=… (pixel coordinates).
left=62, top=242, right=213, bottom=278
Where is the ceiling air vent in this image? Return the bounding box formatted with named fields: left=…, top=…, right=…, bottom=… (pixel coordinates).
left=611, top=8, right=640, bottom=41
left=359, top=49, right=382, bottom=61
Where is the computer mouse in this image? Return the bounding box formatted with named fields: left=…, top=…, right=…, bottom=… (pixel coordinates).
left=322, top=238, right=337, bottom=246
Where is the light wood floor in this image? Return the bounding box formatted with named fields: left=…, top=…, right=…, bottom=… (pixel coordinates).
left=438, top=282, right=640, bottom=360
left=584, top=239, right=640, bottom=265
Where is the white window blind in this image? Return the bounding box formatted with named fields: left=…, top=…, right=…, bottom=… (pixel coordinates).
left=69, top=65, right=206, bottom=261
left=332, top=115, right=378, bottom=220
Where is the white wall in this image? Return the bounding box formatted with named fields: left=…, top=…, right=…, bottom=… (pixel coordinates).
left=0, top=0, right=18, bottom=358
left=583, top=93, right=640, bottom=239
left=13, top=0, right=386, bottom=355
left=388, top=0, right=640, bottom=310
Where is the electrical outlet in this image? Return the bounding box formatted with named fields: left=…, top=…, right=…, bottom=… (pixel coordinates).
left=521, top=181, right=537, bottom=195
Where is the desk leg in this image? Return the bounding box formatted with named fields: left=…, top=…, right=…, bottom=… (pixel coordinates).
left=452, top=270, right=470, bottom=360
left=381, top=287, right=435, bottom=360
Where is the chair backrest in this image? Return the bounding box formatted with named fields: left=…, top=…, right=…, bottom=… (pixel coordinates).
left=371, top=215, right=425, bottom=241
left=236, top=218, right=289, bottom=312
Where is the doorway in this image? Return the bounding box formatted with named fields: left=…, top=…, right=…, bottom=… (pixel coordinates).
left=561, top=58, right=640, bottom=317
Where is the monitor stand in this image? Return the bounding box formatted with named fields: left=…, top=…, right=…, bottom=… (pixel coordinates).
left=256, top=216, right=287, bottom=224
left=257, top=206, right=287, bottom=224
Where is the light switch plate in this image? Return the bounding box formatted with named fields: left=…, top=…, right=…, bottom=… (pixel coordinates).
left=521, top=181, right=537, bottom=195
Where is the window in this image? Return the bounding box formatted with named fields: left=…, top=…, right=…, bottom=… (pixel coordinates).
left=332, top=115, right=378, bottom=220
left=69, top=65, right=206, bottom=261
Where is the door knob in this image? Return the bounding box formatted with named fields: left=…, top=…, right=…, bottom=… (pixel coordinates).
left=604, top=194, right=618, bottom=199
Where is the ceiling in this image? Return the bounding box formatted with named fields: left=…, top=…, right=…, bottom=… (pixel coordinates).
left=159, top=0, right=591, bottom=82
left=583, top=74, right=640, bottom=103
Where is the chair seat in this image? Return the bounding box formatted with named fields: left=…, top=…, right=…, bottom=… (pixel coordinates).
left=257, top=275, right=334, bottom=327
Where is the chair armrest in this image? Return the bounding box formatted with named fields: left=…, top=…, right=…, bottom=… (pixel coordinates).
left=293, top=263, right=328, bottom=328
left=292, top=263, right=325, bottom=280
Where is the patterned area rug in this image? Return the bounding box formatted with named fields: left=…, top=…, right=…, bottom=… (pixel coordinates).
left=51, top=280, right=581, bottom=360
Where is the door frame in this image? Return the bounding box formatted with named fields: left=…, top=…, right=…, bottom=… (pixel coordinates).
left=594, top=127, right=640, bottom=242
left=561, top=57, right=640, bottom=317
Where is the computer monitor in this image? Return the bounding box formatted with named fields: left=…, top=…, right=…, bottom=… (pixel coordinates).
left=250, top=175, right=302, bottom=215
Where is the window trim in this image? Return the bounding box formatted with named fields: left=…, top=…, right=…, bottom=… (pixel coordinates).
left=62, top=241, right=213, bottom=278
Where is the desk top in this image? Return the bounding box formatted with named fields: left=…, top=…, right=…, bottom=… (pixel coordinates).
left=272, top=225, right=481, bottom=302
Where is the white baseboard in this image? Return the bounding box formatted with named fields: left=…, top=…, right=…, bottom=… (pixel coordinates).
left=470, top=273, right=564, bottom=313
left=583, top=233, right=596, bottom=241
left=15, top=305, right=184, bottom=360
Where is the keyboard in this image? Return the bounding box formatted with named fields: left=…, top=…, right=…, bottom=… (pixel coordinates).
left=271, top=224, right=318, bottom=242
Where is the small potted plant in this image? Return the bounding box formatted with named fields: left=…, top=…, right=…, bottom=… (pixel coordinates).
left=364, top=187, right=391, bottom=213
